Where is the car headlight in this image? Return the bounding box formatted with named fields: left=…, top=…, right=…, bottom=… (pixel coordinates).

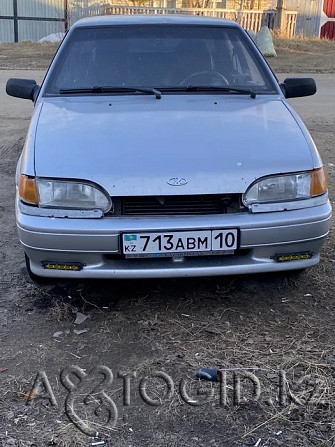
left=243, top=168, right=327, bottom=206
left=19, top=176, right=111, bottom=212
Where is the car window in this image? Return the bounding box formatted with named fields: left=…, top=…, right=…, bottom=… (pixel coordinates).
left=44, top=25, right=278, bottom=95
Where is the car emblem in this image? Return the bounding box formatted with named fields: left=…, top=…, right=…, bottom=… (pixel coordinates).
left=167, top=177, right=188, bottom=186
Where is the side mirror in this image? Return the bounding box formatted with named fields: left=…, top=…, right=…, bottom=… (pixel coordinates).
left=6, top=78, right=40, bottom=102
left=280, top=78, right=316, bottom=99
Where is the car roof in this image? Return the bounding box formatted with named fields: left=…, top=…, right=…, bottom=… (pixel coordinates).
left=72, top=14, right=240, bottom=29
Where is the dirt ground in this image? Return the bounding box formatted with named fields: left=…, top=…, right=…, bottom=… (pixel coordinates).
left=1, top=39, right=335, bottom=447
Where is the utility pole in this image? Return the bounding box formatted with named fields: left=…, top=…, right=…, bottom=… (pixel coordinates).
left=276, top=0, right=287, bottom=33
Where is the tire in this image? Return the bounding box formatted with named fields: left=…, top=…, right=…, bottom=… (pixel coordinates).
left=287, top=268, right=307, bottom=275
left=280, top=268, right=307, bottom=279
left=25, top=253, right=51, bottom=284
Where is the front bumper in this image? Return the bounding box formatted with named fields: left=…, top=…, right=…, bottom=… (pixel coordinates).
left=17, top=200, right=332, bottom=278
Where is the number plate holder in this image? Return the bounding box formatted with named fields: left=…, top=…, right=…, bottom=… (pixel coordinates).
left=122, top=229, right=239, bottom=258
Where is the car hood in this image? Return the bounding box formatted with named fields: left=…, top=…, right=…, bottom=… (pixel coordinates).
left=34, top=95, right=314, bottom=196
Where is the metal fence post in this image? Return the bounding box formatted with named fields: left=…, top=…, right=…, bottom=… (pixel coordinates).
left=64, top=0, right=69, bottom=31
left=13, top=0, right=18, bottom=42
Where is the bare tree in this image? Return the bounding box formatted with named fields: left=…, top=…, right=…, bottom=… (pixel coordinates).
left=183, top=0, right=210, bottom=7
left=227, top=0, right=267, bottom=8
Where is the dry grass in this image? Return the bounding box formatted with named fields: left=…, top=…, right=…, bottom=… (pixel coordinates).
left=273, top=35, right=335, bottom=51
left=266, top=36, right=335, bottom=73
left=0, top=41, right=59, bottom=70
left=2, top=276, right=335, bottom=445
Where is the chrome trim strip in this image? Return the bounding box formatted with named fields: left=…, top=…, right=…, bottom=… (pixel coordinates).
left=241, top=232, right=329, bottom=248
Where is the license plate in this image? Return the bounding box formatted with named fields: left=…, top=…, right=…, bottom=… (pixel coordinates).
left=122, top=229, right=238, bottom=258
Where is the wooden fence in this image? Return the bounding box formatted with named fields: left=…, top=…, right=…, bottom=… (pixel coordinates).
left=105, top=6, right=297, bottom=36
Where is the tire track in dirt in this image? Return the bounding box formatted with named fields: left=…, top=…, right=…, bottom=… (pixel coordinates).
left=0, top=137, right=24, bottom=160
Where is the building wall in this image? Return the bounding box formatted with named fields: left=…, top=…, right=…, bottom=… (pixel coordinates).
left=285, top=0, right=323, bottom=36
left=0, top=0, right=14, bottom=42
left=321, top=0, right=335, bottom=38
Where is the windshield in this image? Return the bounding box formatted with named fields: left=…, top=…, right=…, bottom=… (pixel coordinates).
left=44, top=25, right=278, bottom=95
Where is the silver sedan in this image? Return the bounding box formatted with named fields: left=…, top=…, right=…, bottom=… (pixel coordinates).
left=7, top=15, right=331, bottom=280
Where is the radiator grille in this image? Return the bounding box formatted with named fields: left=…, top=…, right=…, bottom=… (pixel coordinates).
left=108, top=195, right=244, bottom=216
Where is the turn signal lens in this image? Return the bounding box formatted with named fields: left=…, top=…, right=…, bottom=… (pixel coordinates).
left=311, top=167, right=327, bottom=196
left=19, top=175, right=38, bottom=205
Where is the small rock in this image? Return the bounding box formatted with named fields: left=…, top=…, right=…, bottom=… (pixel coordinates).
left=74, top=329, right=89, bottom=335
left=6, top=410, right=15, bottom=420
left=205, top=328, right=221, bottom=335
left=53, top=331, right=63, bottom=338
left=74, top=312, right=89, bottom=325
left=266, top=372, right=278, bottom=380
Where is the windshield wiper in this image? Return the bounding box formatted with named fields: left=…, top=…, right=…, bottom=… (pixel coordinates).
left=160, top=85, right=256, bottom=99
left=59, top=86, right=162, bottom=99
